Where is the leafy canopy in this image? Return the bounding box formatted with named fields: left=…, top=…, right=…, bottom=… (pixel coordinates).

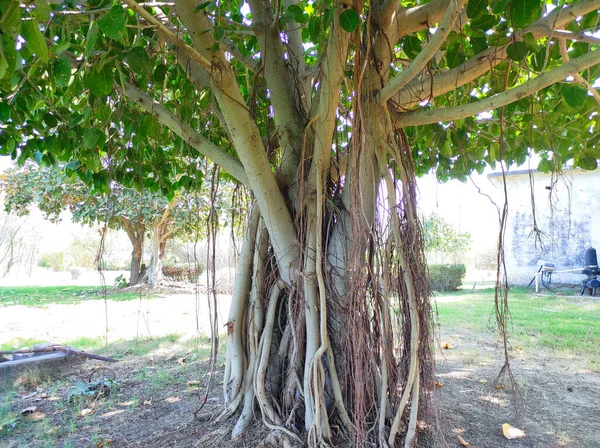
left=0, top=0, right=598, bottom=189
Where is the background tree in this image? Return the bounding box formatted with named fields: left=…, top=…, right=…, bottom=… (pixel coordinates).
left=0, top=165, right=203, bottom=285
left=1, top=0, right=599, bottom=445
left=0, top=206, right=41, bottom=277
left=422, top=213, right=471, bottom=263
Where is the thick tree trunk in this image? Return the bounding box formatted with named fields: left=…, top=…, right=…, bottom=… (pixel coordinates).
left=146, top=225, right=168, bottom=287
left=129, top=238, right=144, bottom=286
left=217, top=131, right=432, bottom=447
left=121, top=218, right=146, bottom=286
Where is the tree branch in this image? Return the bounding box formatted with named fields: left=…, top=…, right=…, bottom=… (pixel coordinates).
left=377, top=0, right=467, bottom=103
left=393, top=0, right=452, bottom=35
left=176, top=0, right=299, bottom=283
left=308, top=7, right=352, bottom=188
left=551, top=29, right=600, bottom=46
left=122, top=0, right=214, bottom=72
left=248, top=0, right=306, bottom=181
left=559, top=38, right=600, bottom=106
left=122, top=83, right=249, bottom=186
left=393, top=48, right=600, bottom=127
left=391, top=0, right=600, bottom=109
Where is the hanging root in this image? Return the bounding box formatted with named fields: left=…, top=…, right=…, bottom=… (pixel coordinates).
left=221, top=206, right=260, bottom=415
left=231, top=220, right=269, bottom=436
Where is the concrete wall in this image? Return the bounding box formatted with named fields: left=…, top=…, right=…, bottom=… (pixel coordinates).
left=488, top=168, right=600, bottom=285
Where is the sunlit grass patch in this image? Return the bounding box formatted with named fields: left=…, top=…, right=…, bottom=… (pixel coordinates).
left=0, top=286, right=144, bottom=307
left=435, top=286, right=600, bottom=361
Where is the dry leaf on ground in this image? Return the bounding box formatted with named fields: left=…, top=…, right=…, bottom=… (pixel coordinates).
left=23, top=412, right=45, bottom=422
left=143, top=399, right=152, bottom=406
left=458, top=434, right=470, bottom=447
left=443, top=343, right=452, bottom=349
left=80, top=408, right=94, bottom=417
left=435, top=381, right=444, bottom=387
left=164, top=396, right=181, bottom=403
left=502, top=423, right=526, bottom=439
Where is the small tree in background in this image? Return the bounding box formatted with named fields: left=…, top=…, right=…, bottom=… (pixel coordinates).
left=423, top=213, right=471, bottom=264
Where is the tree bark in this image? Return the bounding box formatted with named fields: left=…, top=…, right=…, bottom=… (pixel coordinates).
left=121, top=217, right=146, bottom=286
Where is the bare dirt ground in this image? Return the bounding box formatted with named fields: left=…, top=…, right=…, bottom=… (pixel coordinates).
left=434, top=330, right=600, bottom=448
left=2, top=291, right=599, bottom=447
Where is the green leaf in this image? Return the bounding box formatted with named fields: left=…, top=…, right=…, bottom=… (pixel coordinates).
left=98, top=5, right=126, bottom=41
left=521, top=32, right=539, bottom=52
left=467, top=0, right=488, bottom=18
left=470, top=36, right=488, bottom=54
left=531, top=46, right=546, bottom=72
left=0, top=0, right=20, bottom=35
left=490, top=0, right=511, bottom=14
left=198, top=88, right=211, bottom=109
left=470, top=14, right=497, bottom=32
left=22, top=20, right=49, bottom=63
left=339, top=9, right=359, bottom=33
left=0, top=101, right=10, bottom=121
left=33, top=150, right=44, bottom=164
left=51, top=41, right=71, bottom=57
left=194, top=1, right=212, bottom=11
left=43, top=113, right=58, bottom=128
left=213, top=26, right=224, bottom=41
left=574, top=154, right=598, bottom=170
left=510, top=0, right=542, bottom=30
left=153, top=64, right=168, bottom=83
left=85, top=22, right=99, bottom=57
left=54, top=57, right=72, bottom=87
left=446, top=45, right=465, bottom=69
left=0, top=35, right=17, bottom=79
left=123, top=47, right=152, bottom=77
left=580, top=10, right=598, bottom=29
left=65, top=160, right=81, bottom=172
left=402, top=36, right=422, bottom=60
left=83, top=128, right=104, bottom=149
left=560, top=83, right=587, bottom=108
left=34, top=0, right=51, bottom=22
left=308, top=16, right=321, bottom=42
left=286, top=5, right=308, bottom=23
left=87, top=63, right=114, bottom=97
left=506, top=41, right=528, bottom=61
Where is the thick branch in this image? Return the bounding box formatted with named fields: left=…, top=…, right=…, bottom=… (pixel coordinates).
left=392, top=0, right=452, bottom=35
left=308, top=6, right=352, bottom=189
left=177, top=0, right=299, bottom=283
left=248, top=0, right=306, bottom=181
left=393, top=48, right=600, bottom=127
left=377, top=0, right=467, bottom=103
left=122, top=83, right=249, bottom=186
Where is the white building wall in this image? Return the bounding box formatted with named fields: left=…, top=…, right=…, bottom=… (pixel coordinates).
left=489, top=168, right=600, bottom=285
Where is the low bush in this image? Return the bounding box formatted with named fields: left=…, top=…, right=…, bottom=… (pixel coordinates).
left=429, top=264, right=466, bottom=291
left=38, top=251, right=65, bottom=272
left=162, top=265, right=203, bottom=282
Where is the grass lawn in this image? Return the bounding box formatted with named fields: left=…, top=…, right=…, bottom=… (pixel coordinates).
left=435, top=285, right=600, bottom=367
left=0, top=286, right=146, bottom=308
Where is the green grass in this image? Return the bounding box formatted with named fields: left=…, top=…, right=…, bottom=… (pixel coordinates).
left=0, top=286, right=148, bottom=307
left=435, top=286, right=600, bottom=361
left=0, top=333, right=211, bottom=361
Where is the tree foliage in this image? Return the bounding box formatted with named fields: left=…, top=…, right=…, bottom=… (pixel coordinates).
left=1, top=0, right=599, bottom=445
left=0, top=164, right=235, bottom=285
left=423, top=213, right=471, bottom=262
